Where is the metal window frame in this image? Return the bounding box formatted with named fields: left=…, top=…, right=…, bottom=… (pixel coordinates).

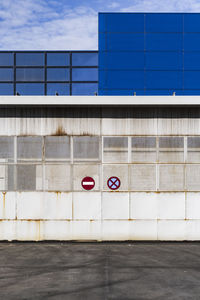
left=0, top=51, right=98, bottom=95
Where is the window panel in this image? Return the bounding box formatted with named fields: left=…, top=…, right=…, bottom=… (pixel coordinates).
left=187, top=137, right=200, bottom=162
left=47, top=83, right=70, bottom=95
left=184, top=71, right=200, bottom=89
left=73, top=164, right=100, bottom=191
left=186, top=165, right=200, bottom=191
left=17, top=137, right=42, bottom=161
left=72, top=53, right=98, bottom=66
left=106, top=33, right=144, bottom=51
left=159, top=165, right=184, bottom=191
left=8, top=165, right=15, bottom=191
left=99, top=33, right=106, bottom=51
left=146, top=71, right=183, bottom=89
left=146, top=33, right=183, bottom=51
left=184, top=53, right=200, bottom=70
left=47, top=53, right=70, bottom=66
left=130, top=165, right=156, bottom=191
left=106, top=13, right=144, bottom=32
left=103, top=137, right=128, bottom=163
left=16, top=83, right=44, bottom=95
left=184, top=14, right=200, bottom=33
left=0, top=137, right=14, bottom=162
left=47, top=68, right=70, bottom=81
left=0, top=83, right=13, bottom=95
left=184, top=34, right=200, bottom=51
left=146, top=52, right=183, bottom=70
left=45, top=136, right=70, bottom=160
left=103, top=165, right=128, bottom=191
left=0, top=68, right=13, bottom=81
left=44, top=165, right=71, bottom=191
left=159, top=137, right=184, bottom=163
left=99, top=89, right=144, bottom=95
left=17, top=165, right=42, bottom=191
left=102, top=70, right=144, bottom=89
left=0, top=53, right=13, bottom=66
left=145, top=90, right=175, bottom=95
left=132, top=137, right=156, bottom=162
left=16, top=53, right=44, bottom=66
left=179, top=90, right=200, bottom=95
left=0, top=165, right=9, bottom=190
left=16, top=68, right=44, bottom=81
left=72, top=83, right=98, bottom=95
left=146, top=13, right=183, bottom=32
left=73, top=136, right=100, bottom=161
left=72, top=68, right=98, bottom=81
left=100, top=52, right=145, bottom=70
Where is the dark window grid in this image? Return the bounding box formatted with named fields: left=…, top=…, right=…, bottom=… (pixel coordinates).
left=44, top=52, right=47, bottom=95
left=70, top=53, right=72, bottom=95
left=6, top=65, right=97, bottom=70
left=13, top=53, right=16, bottom=95
left=13, top=81, right=98, bottom=83
left=0, top=51, right=98, bottom=95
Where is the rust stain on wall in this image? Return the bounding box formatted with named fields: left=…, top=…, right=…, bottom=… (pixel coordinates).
left=53, top=126, right=66, bottom=136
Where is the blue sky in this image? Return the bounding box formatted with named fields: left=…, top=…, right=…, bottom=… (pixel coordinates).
left=0, top=0, right=200, bottom=50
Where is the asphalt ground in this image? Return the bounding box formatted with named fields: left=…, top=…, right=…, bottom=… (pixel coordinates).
left=0, top=242, right=200, bottom=300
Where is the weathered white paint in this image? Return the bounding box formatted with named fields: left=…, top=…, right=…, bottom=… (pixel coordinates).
left=0, top=96, right=200, bottom=241
left=0, top=192, right=200, bottom=241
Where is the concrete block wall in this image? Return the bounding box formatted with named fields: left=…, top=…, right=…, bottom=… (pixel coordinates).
left=0, top=104, right=200, bottom=240
left=1, top=192, right=200, bottom=240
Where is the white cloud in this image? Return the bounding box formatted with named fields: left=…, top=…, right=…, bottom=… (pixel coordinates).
left=120, top=0, right=200, bottom=12
left=0, top=0, right=98, bottom=50
left=1, top=0, right=200, bottom=50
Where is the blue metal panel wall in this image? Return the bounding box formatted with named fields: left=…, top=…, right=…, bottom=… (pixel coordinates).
left=98, top=13, right=200, bottom=95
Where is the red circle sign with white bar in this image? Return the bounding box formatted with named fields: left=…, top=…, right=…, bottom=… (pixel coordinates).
left=81, top=176, right=95, bottom=190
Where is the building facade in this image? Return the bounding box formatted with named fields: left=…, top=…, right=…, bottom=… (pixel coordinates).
left=1, top=13, right=200, bottom=241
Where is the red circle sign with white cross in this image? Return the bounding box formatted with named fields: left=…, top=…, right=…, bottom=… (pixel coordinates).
left=81, top=176, right=95, bottom=190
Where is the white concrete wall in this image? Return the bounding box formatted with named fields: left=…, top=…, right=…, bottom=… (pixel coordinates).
left=0, top=192, right=200, bottom=241
left=0, top=102, right=200, bottom=240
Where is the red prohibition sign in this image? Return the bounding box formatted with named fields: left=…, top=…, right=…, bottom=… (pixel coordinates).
left=81, top=176, right=95, bottom=190
left=107, top=176, right=121, bottom=190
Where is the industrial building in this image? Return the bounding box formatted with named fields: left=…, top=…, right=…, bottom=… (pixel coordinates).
left=0, top=13, right=200, bottom=241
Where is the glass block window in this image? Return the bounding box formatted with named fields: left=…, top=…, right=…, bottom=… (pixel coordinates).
left=159, top=137, right=184, bottom=163
left=0, top=137, right=14, bottom=162
left=187, top=137, right=200, bottom=162
left=132, top=137, right=156, bottom=162
left=73, top=136, right=100, bottom=161
left=17, top=137, right=43, bottom=161
left=45, top=136, right=70, bottom=160
left=103, top=137, right=128, bottom=162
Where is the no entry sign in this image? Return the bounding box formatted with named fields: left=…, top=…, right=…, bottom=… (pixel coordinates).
left=81, top=177, right=95, bottom=190
left=107, top=177, right=121, bottom=190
